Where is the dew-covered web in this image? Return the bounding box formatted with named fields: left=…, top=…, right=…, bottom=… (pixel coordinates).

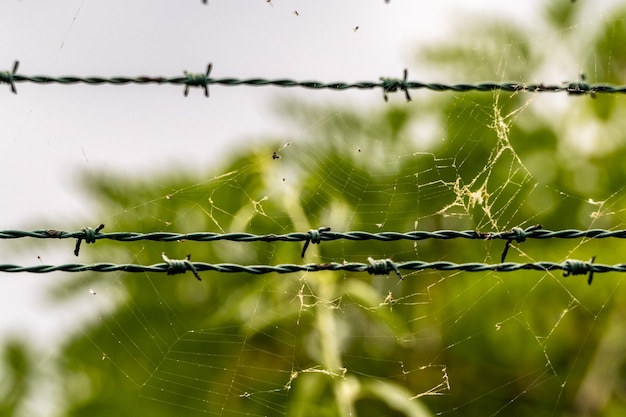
left=48, top=5, right=626, bottom=417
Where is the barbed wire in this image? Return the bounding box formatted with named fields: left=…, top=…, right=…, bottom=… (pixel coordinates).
left=0, top=61, right=615, bottom=99
left=2, top=225, right=623, bottom=258
left=0, top=256, right=603, bottom=284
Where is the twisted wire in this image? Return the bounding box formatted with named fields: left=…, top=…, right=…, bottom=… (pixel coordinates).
left=73, top=224, right=105, bottom=256
left=5, top=227, right=626, bottom=244
left=1, top=61, right=620, bottom=97
left=0, top=260, right=615, bottom=281
left=161, top=252, right=202, bottom=281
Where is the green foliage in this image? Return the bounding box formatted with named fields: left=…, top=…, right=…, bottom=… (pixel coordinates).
left=0, top=341, right=32, bottom=417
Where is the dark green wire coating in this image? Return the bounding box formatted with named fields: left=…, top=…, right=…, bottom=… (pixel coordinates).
left=0, top=259, right=609, bottom=277
left=8, top=76, right=621, bottom=93
left=0, top=62, right=621, bottom=96
left=4, top=228, right=626, bottom=243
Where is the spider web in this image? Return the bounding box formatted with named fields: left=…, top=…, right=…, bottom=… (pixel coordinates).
left=73, top=96, right=623, bottom=415
left=5, top=2, right=626, bottom=417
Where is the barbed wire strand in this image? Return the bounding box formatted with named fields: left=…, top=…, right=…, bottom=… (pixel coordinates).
left=0, top=61, right=615, bottom=99
left=0, top=257, right=603, bottom=284
left=6, top=225, right=626, bottom=247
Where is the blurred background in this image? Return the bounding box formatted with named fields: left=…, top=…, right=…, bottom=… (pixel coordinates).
left=2, top=1, right=626, bottom=416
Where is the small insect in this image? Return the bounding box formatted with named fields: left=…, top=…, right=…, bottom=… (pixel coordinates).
left=353, top=26, right=359, bottom=32
left=272, top=152, right=280, bottom=159
left=293, top=10, right=299, bottom=16
left=383, top=291, right=395, bottom=306
left=89, top=288, right=96, bottom=295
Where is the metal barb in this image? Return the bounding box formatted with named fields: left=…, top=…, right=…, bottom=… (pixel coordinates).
left=563, top=256, right=596, bottom=285
left=500, top=224, right=543, bottom=262
left=367, top=257, right=403, bottom=279
left=301, top=227, right=331, bottom=258
left=0, top=61, right=19, bottom=94
left=567, top=73, right=595, bottom=97
left=74, top=224, right=105, bottom=256
left=381, top=68, right=411, bottom=102
left=184, top=63, right=212, bottom=97
left=162, top=252, right=202, bottom=281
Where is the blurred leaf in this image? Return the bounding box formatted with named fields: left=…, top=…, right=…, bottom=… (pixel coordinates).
left=545, top=0, right=579, bottom=28
left=0, top=341, right=32, bottom=417
left=358, top=379, right=432, bottom=417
